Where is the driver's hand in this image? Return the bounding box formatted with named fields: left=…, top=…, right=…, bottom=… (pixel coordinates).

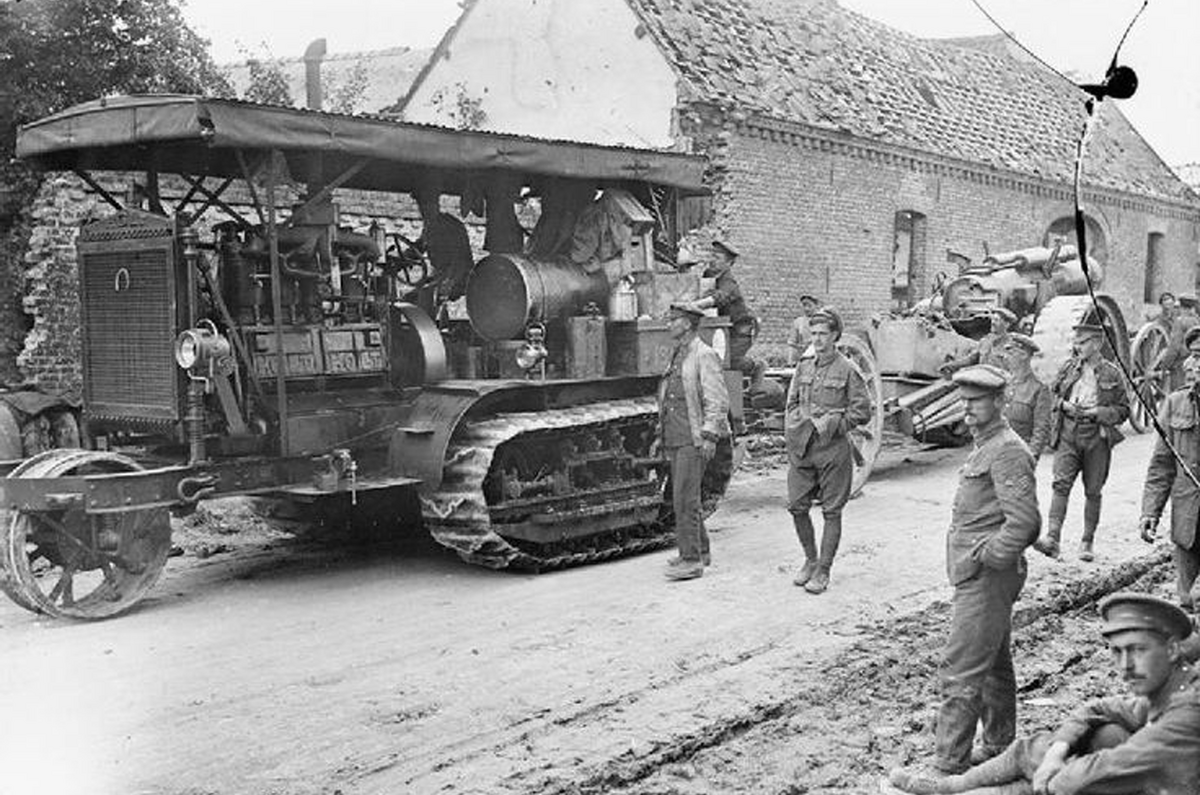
left=700, top=438, right=716, bottom=462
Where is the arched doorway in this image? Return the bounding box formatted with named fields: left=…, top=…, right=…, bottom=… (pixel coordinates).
left=1044, top=215, right=1107, bottom=268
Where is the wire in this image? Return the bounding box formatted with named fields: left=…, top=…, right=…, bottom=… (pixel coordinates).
left=965, top=0, right=1079, bottom=89
left=1070, top=99, right=1200, bottom=493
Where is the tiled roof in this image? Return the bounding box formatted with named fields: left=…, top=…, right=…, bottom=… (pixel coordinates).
left=222, top=47, right=432, bottom=116
left=626, top=0, right=1197, bottom=205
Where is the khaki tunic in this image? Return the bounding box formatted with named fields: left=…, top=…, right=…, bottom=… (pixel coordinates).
left=1004, top=370, right=1052, bottom=457
left=1142, top=389, right=1200, bottom=549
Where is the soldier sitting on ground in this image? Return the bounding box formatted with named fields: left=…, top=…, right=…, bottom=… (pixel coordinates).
left=886, top=593, right=1200, bottom=795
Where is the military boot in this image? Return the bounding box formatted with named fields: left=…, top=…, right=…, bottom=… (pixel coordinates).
left=792, top=513, right=820, bottom=587
left=1032, top=516, right=1062, bottom=559
left=804, top=514, right=842, bottom=595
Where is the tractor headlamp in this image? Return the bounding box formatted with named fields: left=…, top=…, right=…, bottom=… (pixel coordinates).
left=174, top=321, right=230, bottom=372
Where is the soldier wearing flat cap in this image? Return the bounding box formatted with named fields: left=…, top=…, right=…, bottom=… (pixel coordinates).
left=689, top=236, right=766, bottom=404
left=1155, top=292, right=1200, bottom=392
left=658, top=302, right=730, bottom=581
left=889, top=593, right=1200, bottom=795
left=1034, top=321, right=1130, bottom=562
left=910, top=364, right=1041, bottom=776
left=784, top=307, right=873, bottom=595
left=941, top=307, right=1018, bottom=375
left=1140, top=324, right=1200, bottom=611
left=787, top=294, right=822, bottom=366
left=1002, top=333, right=1053, bottom=457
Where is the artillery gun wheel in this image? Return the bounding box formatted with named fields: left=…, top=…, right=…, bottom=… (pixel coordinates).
left=1, top=450, right=171, bottom=619
left=838, top=334, right=884, bottom=497
left=1030, top=294, right=1130, bottom=386
left=1128, top=322, right=1170, bottom=434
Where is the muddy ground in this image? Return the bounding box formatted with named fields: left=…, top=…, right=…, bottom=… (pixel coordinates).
left=0, top=432, right=1183, bottom=795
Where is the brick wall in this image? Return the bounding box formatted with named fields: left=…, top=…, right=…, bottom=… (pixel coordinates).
left=705, top=115, right=1200, bottom=364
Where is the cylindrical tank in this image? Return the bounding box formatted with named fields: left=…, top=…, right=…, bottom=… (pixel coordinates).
left=466, top=254, right=610, bottom=341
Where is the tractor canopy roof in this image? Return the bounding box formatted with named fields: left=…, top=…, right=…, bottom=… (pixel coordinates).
left=16, top=95, right=708, bottom=195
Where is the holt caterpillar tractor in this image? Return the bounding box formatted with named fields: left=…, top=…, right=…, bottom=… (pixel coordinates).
left=2, top=95, right=741, bottom=619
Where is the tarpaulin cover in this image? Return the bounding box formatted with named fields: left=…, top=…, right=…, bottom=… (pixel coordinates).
left=16, top=95, right=707, bottom=193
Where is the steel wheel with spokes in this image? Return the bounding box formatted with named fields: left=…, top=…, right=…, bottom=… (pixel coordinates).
left=1128, top=322, right=1170, bottom=433
left=1, top=450, right=171, bottom=619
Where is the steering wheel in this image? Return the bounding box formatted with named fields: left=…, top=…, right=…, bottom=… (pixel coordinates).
left=385, top=232, right=430, bottom=286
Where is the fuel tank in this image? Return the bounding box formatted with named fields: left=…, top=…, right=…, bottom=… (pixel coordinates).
left=466, top=254, right=610, bottom=341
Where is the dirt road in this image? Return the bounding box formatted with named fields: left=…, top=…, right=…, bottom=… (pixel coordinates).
left=0, top=433, right=1177, bottom=795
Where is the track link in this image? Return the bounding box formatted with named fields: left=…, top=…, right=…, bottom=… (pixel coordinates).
left=421, top=397, right=681, bottom=571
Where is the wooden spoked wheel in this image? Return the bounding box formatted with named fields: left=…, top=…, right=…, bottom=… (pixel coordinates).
left=1, top=450, right=171, bottom=619
left=1128, top=322, right=1170, bottom=434
left=838, top=334, right=884, bottom=497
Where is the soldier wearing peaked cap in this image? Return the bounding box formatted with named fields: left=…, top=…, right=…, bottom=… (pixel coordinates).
left=902, top=364, right=1041, bottom=776
left=689, top=235, right=766, bottom=411
left=1034, top=321, right=1130, bottom=562
left=888, top=592, right=1200, bottom=795
left=1003, top=333, right=1052, bottom=458
left=658, top=301, right=730, bottom=582
left=787, top=294, right=822, bottom=366
left=784, top=307, right=872, bottom=595
left=941, top=307, right=1017, bottom=375
left=1140, top=326, right=1200, bottom=611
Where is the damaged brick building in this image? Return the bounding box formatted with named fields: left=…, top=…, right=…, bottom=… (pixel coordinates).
left=401, top=0, right=1200, bottom=359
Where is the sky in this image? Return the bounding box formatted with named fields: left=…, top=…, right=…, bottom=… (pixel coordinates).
left=180, top=0, right=1200, bottom=168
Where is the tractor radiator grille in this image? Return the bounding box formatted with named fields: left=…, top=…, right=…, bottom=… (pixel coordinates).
left=79, top=246, right=180, bottom=424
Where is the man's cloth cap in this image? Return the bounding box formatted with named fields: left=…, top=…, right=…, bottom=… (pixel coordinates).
left=1180, top=293, right=1198, bottom=308
left=669, top=301, right=705, bottom=319
left=710, top=237, right=740, bottom=259
left=799, top=294, right=819, bottom=305
left=953, top=364, right=1009, bottom=398
left=1185, top=326, right=1200, bottom=350
left=1159, top=291, right=1177, bottom=304
left=1072, top=322, right=1105, bottom=337
left=1099, top=593, right=1193, bottom=640
left=1006, top=333, right=1040, bottom=354
left=990, top=307, right=1018, bottom=324
left=809, top=307, right=843, bottom=337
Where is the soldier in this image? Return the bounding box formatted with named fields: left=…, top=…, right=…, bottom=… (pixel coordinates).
left=941, top=307, right=1017, bottom=374
left=890, top=365, right=1040, bottom=779
left=887, top=593, right=1200, bottom=795
left=784, top=307, right=873, bottom=595
left=658, top=302, right=730, bottom=581
left=1140, top=326, right=1200, bottom=611
left=690, top=237, right=766, bottom=395
left=786, top=294, right=822, bottom=366
left=1155, top=292, right=1200, bottom=392
left=1002, top=333, right=1052, bottom=458
left=1034, top=322, right=1130, bottom=562
left=1156, top=291, right=1178, bottom=334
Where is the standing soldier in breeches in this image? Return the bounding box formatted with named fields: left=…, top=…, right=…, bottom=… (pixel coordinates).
left=1034, top=322, right=1130, bottom=562
left=785, top=308, right=872, bottom=595
left=1140, top=326, right=1200, bottom=611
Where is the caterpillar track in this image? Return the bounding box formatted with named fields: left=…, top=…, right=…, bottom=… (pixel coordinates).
left=421, top=396, right=734, bottom=571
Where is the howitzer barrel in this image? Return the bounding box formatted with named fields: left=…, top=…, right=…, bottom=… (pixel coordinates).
left=467, top=254, right=611, bottom=341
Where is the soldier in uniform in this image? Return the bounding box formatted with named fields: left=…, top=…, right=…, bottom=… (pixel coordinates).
left=1002, top=333, right=1052, bottom=458
left=690, top=237, right=766, bottom=395
left=784, top=308, right=873, bottom=595
left=658, top=302, right=730, bottom=581
left=888, top=593, right=1200, bottom=795
left=1140, top=326, right=1200, bottom=611
left=787, top=294, right=821, bottom=365
left=1155, top=292, right=1200, bottom=392
left=941, top=307, right=1017, bottom=374
left=888, top=365, right=1040, bottom=780
left=1034, top=322, right=1130, bottom=562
